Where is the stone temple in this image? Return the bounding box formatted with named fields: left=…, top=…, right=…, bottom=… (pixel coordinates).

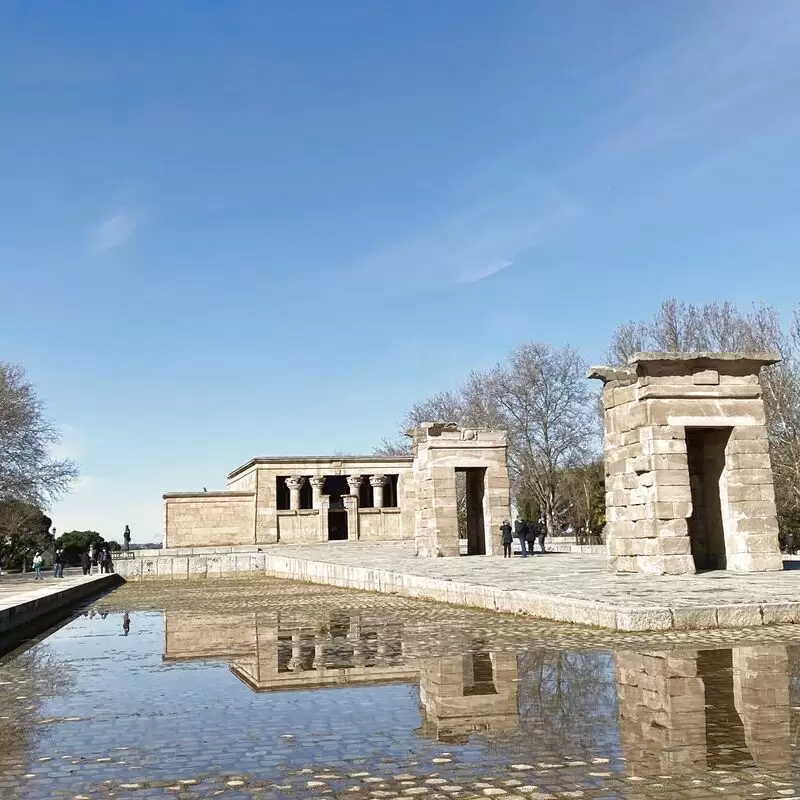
left=589, top=352, right=783, bottom=575
left=163, top=423, right=510, bottom=558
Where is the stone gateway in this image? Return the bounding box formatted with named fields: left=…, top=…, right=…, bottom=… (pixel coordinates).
left=162, top=424, right=510, bottom=558
left=589, top=352, right=783, bottom=575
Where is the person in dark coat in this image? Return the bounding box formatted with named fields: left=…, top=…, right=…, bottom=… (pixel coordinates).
left=500, top=520, right=513, bottom=558
left=80, top=551, right=90, bottom=575
left=537, top=517, right=548, bottom=553
left=514, top=518, right=528, bottom=558
left=525, top=520, right=538, bottom=555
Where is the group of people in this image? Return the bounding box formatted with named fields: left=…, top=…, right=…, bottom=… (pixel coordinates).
left=31, top=546, right=115, bottom=580
left=500, top=517, right=548, bottom=558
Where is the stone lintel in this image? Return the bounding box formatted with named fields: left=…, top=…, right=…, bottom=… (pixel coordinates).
left=628, top=351, right=780, bottom=374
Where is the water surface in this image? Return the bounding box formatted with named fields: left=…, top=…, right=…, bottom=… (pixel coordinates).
left=1, top=578, right=798, bottom=799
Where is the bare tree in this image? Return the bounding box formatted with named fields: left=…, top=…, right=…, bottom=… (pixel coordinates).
left=492, top=343, right=599, bottom=531
left=387, top=342, right=600, bottom=532
left=403, top=390, right=465, bottom=429
left=0, top=361, right=78, bottom=507
left=372, top=437, right=412, bottom=456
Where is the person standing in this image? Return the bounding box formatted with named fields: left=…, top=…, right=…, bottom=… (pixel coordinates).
left=500, top=520, right=513, bottom=558
left=99, top=548, right=108, bottom=574
left=537, top=517, right=548, bottom=553
left=54, top=548, right=65, bottom=578
left=104, top=547, right=114, bottom=573
left=514, top=518, right=527, bottom=558
left=32, top=551, right=43, bottom=580
left=80, top=550, right=90, bottom=575
left=525, top=520, right=538, bottom=556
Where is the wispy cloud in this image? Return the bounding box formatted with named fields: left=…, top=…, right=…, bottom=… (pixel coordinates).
left=89, top=211, right=138, bottom=253
left=457, top=259, right=513, bottom=284
left=352, top=162, right=580, bottom=290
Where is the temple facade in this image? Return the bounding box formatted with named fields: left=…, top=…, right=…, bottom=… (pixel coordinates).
left=163, top=423, right=510, bottom=557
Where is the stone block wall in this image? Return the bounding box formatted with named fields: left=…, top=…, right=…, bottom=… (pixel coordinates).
left=164, top=492, right=255, bottom=548
left=590, top=354, right=783, bottom=575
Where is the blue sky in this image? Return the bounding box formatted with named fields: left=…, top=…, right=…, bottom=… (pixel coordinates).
left=2, top=1, right=799, bottom=541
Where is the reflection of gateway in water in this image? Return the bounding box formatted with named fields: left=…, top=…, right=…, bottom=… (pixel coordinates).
left=615, top=646, right=791, bottom=775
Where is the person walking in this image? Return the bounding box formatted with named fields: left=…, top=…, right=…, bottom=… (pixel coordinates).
left=53, top=548, right=65, bottom=578
left=80, top=550, right=90, bottom=575
left=104, top=547, right=114, bottom=573
left=32, top=551, right=43, bottom=580
left=514, top=518, right=527, bottom=558
left=500, top=519, right=513, bottom=558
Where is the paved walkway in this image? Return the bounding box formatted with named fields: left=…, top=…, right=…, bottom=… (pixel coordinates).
left=260, top=542, right=800, bottom=631
left=0, top=572, right=120, bottom=636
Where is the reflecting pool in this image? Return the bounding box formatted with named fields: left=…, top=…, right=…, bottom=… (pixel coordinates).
left=1, top=578, right=799, bottom=799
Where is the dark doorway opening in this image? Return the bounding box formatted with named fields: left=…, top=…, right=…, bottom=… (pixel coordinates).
left=686, top=428, right=731, bottom=571
left=328, top=510, right=348, bottom=540
left=458, top=467, right=487, bottom=555
left=697, top=649, right=748, bottom=768
left=462, top=640, right=497, bottom=696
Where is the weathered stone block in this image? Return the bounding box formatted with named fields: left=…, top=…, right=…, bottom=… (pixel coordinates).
left=716, top=604, right=762, bottom=627
left=661, top=536, right=691, bottom=555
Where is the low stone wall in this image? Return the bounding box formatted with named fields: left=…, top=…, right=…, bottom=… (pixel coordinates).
left=0, top=574, right=121, bottom=635
left=277, top=510, right=320, bottom=543
left=357, top=508, right=408, bottom=541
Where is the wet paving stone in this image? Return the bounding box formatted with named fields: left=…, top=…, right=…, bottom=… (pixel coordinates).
left=0, top=578, right=799, bottom=799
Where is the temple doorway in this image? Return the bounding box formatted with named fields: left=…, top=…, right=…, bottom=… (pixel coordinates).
left=328, top=510, right=348, bottom=541
left=458, top=467, right=487, bottom=555
left=686, top=428, right=732, bottom=571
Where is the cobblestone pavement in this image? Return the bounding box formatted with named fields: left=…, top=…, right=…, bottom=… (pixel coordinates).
left=1, top=580, right=799, bottom=800
left=266, top=541, right=800, bottom=609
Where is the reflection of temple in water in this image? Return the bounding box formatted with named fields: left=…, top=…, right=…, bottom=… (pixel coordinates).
left=615, top=646, right=791, bottom=775
left=162, top=611, right=519, bottom=739
left=163, top=612, right=795, bottom=768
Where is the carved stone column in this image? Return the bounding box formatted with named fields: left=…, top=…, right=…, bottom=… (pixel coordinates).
left=347, top=474, right=362, bottom=498
left=369, top=474, right=387, bottom=508
left=309, top=476, right=325, bottom=509
left=285, top=476, right=305, bottom=511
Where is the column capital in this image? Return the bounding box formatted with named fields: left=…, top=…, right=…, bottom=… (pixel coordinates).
left=369, top=474, right=388, bottom=488
left=346, top=474, right=362, bottom=494
left=308, top=475, right=325, bottom=488
left=285, top=475, right=306, bottom=491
